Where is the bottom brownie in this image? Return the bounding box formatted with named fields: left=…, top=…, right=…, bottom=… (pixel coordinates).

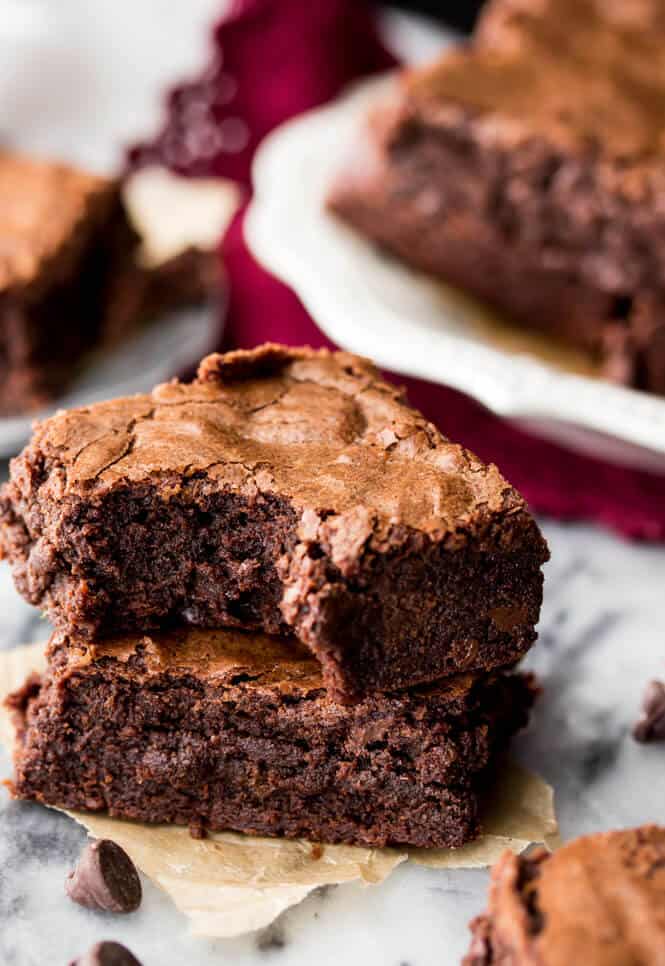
left=8, top=628, right=535, bottom=849
left=464, top=826, right=665, bottom=964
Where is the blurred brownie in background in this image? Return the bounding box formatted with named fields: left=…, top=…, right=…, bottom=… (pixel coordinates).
left=330, top=0, right=665, bottom=394
left=0, top=153, right=223, bottom=417
left=0, top=152, right=137, bottom=414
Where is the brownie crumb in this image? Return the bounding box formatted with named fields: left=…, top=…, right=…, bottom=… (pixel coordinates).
left=516, top=848, right=548, bottom=935
left=464, top=826, right=665, bottom=963
left=464, top=916, right=494, bottom=966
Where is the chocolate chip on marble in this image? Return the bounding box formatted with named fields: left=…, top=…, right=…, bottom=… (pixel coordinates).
left=633, top=680, right=665, bottom=743
left=69, top=941, right=142, bottom=966
left=65, top=839, right=142, bottom=913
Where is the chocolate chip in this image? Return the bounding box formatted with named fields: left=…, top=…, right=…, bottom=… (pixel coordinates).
left=69, top=941, right=142, bottom=966
left=633, top=680, right=665, bottom=742
left=65, top=839, right=142, bottom=913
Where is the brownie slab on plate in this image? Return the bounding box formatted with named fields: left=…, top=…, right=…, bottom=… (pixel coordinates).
left=0, top=344, right=548, bottom=701
left=8, top=627, right=536, bottom=848
left=328, top=0, right=665, bottom=393
left=464, top=825, right=665, bottom=965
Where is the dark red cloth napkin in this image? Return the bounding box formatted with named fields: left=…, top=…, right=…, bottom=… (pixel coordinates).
left=131, top=0, right=665, bottom=541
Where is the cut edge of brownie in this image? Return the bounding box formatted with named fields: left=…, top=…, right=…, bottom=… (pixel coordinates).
left=0, top=344, right=548, bottom=701
left=7, top=627, right=538, bottom=849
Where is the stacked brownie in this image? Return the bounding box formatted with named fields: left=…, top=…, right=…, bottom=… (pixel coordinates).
left=329, top=0, right=665, bottom=394
left=2, top=344, right=549, bottom=848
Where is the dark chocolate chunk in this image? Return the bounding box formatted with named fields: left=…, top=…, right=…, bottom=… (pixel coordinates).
left=69, top=941, right=142, bottom=966
left=633, top=680, right=665, bottom=743
left=65, top=840, right=142, bottom=913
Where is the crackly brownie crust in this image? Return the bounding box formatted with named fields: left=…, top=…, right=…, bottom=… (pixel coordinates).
left=328, top=0, right=665, bottom=393
left=464, top=826, right=665, bottom=964
left=9, top=627, right=536, bottom=848
left=0, top=344, right=548, bottom=700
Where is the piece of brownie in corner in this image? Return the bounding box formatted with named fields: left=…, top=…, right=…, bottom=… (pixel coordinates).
left=8, top=627, right=537, bottom=849
left=464, top=825, right=665, bottom=964
left=0, top=344, right=548, bottom=701
left=328, top=0, right=665, bottom=394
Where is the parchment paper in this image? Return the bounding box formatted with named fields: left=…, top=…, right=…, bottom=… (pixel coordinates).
left=0, top=642, right=558, bottom=937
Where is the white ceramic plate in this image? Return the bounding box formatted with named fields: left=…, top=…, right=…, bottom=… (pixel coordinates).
left=245, top=76, right=665, bottom=471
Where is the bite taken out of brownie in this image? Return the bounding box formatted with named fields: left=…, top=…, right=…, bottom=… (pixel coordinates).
left=8, top=627, right=537, bottom=849
left=0, top=344, right=548, bottom=702
left=328, top=0, right=665, bottom=394
left=464, top=826, right=665, bottom=965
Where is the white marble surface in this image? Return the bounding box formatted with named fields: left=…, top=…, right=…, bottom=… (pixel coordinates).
left=2, top=519, right=664, bottom=965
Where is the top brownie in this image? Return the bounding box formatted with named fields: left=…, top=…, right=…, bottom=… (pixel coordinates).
left=0, top=344, right=548, bottom=700
left=329, top=0, right=665, bottom=392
